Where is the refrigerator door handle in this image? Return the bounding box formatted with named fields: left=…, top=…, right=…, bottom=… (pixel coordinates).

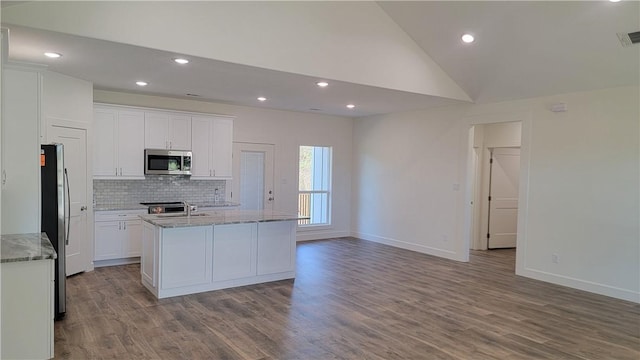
left=64, top=168, right=71, bottom=246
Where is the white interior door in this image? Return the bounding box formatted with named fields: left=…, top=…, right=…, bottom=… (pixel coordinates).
left=488, top=148, right=520, bottom=249
left=49, top=125, right=88, bottom=275
left=232, top=143, right=274, bottom=211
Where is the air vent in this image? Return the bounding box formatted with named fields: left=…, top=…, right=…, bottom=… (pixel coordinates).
left=617, top=31, right=640, bottom=47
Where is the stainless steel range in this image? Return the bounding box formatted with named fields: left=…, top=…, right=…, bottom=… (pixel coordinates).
left=140, top=202, right=189, bottom=214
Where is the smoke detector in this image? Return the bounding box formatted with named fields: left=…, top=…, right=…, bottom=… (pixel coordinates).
left=617, top=31, right=640, bottom=47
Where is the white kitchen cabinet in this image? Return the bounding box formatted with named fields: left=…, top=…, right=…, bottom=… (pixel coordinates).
left=1, top=67, right=41, bottom=234
left=1, top=259, right=54, bottom=359
left=257, top=221, right=296, bottom=275
left=161, top=226, right=213, bottom=289
left=212, top=223, right=257, bottom=281
left=94, top=210, right=145, bottom=265
left=93, top=106, right=145, bottom=179
left=191, top=116, right=233, bottom=179
left=145, top=112, right=191, bottom=150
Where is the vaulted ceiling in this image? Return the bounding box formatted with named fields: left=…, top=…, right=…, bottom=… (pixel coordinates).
left=2, top=1, right=638, bottom=117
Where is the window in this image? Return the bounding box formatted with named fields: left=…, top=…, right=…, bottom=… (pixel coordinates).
left=298, top=146, right=332, bottom=226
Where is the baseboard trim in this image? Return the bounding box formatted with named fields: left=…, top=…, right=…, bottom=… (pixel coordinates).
left=94, top=257, right=140, bottom=268
left=517, top=267, right=640, bottom=303
left=296, top=230, right=350, bottom=242
left=351, top=231, right=465, bottom=262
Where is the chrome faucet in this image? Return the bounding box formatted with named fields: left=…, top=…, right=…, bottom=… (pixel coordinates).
left=183, top=200, right=192, bottom=217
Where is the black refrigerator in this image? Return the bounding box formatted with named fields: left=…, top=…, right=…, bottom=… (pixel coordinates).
left=41, top=144, right=67, bottom=320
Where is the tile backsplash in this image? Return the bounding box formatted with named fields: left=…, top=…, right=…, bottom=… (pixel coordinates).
left=94, top=176, right=226, bottom=206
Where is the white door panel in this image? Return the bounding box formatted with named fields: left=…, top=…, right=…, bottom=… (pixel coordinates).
left=232, top=143, right=274, bottom=211
left=488, top=148, right=520, bottom=249
left=49, top=125, right=88, bottom=275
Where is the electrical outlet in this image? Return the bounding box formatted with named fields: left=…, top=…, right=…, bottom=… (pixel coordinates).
left=551, top=253, right=559, bottom=264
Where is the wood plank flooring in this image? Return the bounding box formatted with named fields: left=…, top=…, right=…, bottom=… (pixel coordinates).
left=56, top=238, right=640, bottom=359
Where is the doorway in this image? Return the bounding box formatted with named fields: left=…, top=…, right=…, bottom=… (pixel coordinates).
left=469, top=122, right=522, bottom=251
left=232, top=143, right=275, bottom=211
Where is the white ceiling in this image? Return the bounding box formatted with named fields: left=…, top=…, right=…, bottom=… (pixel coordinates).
left=2, top=1, right=638, bottom=117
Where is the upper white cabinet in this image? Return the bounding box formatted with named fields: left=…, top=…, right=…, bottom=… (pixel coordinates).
left=1, top=67, right=41, bottom=234
left=191, top=116, right=233, bottom=179
left=145, top=112, right=191, bottom=150
left=93, top=106, right=145, bottom=179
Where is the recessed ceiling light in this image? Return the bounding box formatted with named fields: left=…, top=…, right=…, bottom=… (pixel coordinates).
left=609, top=0, right=621, bottom=2
left=136, top=81, right=148, bottom=87
left=317, top=81, right=329, bottom=88
left=346, top=104, right=355, bottom=109
left=461, top=34, right=475, bottom=43
left=174, top=58, right=189, bottom=65
left=44, top=52, right=62, bottom=58
left=257, top=97, right=267, bottom=102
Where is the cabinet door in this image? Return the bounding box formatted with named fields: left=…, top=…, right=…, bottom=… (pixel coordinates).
left=1, top=260, right=54, bottom=359
left=190, top=117, right=212, bottom=177
left=257, top=221, right=296, bottom=275
left=211, top=118, right=233, bottom=178
left=122, top=220, right=142, bottom=257
left=168, top=114, right=191, bottom=150
left=1, top=69, right=41, bottom=234
left=144, top=112, right=169, bottom=149
left=94, top=221, right=123, bottom=260
left=161, top=226, right=213, bottom=289
left=141, top=222, right=157, bottom=288
left=118, top=110, right=145, bottom=177
left=213, top=223, right=257, bottom=281
left=93, top=108, right=118, bottom=177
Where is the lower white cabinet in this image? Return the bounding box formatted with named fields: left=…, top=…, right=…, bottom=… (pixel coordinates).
left=1, top=259, right=54, bottom=359
left=94, top=210, right=145, bottom=265
left=257, top=221, right=296, bottom=275
left=161, top=226, right=213, bottom=289
left=213, top=223, right=257, bottom=281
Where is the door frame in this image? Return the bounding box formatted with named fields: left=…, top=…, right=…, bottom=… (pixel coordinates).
left=46, top=117, right=94, bottom=273
left=462, top=112, right=531, bottom=267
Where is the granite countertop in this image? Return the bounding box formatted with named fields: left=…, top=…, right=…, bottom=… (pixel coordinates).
left=95, top=201, right=240, bottom=211
left=1, top=233, right=57, bottom=263
left=140, top=210, right=306, bottom=228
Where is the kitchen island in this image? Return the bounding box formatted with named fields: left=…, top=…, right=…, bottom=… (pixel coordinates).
left=139, top=210, right=304, bottom=299
left=1, top=233, right=56, bottom=359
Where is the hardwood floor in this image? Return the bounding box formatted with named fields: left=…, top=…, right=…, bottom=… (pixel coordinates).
left=56, top=238, right=640, bottom=359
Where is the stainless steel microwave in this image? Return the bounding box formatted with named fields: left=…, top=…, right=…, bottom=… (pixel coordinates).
left=144, top=149, right=192, bottom=175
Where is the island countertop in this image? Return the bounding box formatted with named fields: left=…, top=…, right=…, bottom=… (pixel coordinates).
left=0, top=233, right=57, bottom=263
left=140, top=209, right=306, bottom=228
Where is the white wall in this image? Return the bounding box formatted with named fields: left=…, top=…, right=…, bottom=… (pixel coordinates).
left=353, top=86, right=639, bottom=302
left=94, top=90, right=353, bottom=241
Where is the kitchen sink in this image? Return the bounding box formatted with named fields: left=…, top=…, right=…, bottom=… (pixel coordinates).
left=156, top=213, right=210, bottom=218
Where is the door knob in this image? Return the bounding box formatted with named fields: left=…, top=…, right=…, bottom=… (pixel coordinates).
left=80, top=206, right=87, bottom=211
left=268, top=197, right=274, bottom=201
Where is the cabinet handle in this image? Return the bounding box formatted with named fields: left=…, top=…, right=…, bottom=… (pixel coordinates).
left=118, top=222, right=122, bottom=230
left=123, top=222, right=127, bottom=230
left=169, top=141, right=173, bottom=149
left=120, top=168, right=123, bottom=176
left=1, top=170, right=6, bottom=186
left=115, top=168, right=118, bottom=176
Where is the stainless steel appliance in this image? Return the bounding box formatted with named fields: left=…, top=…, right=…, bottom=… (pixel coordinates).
left=40, top=144, right=67, bottom=320
left=144, top=149, right=192, bottom=176
left=141, top=201, right=196, bottom=214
